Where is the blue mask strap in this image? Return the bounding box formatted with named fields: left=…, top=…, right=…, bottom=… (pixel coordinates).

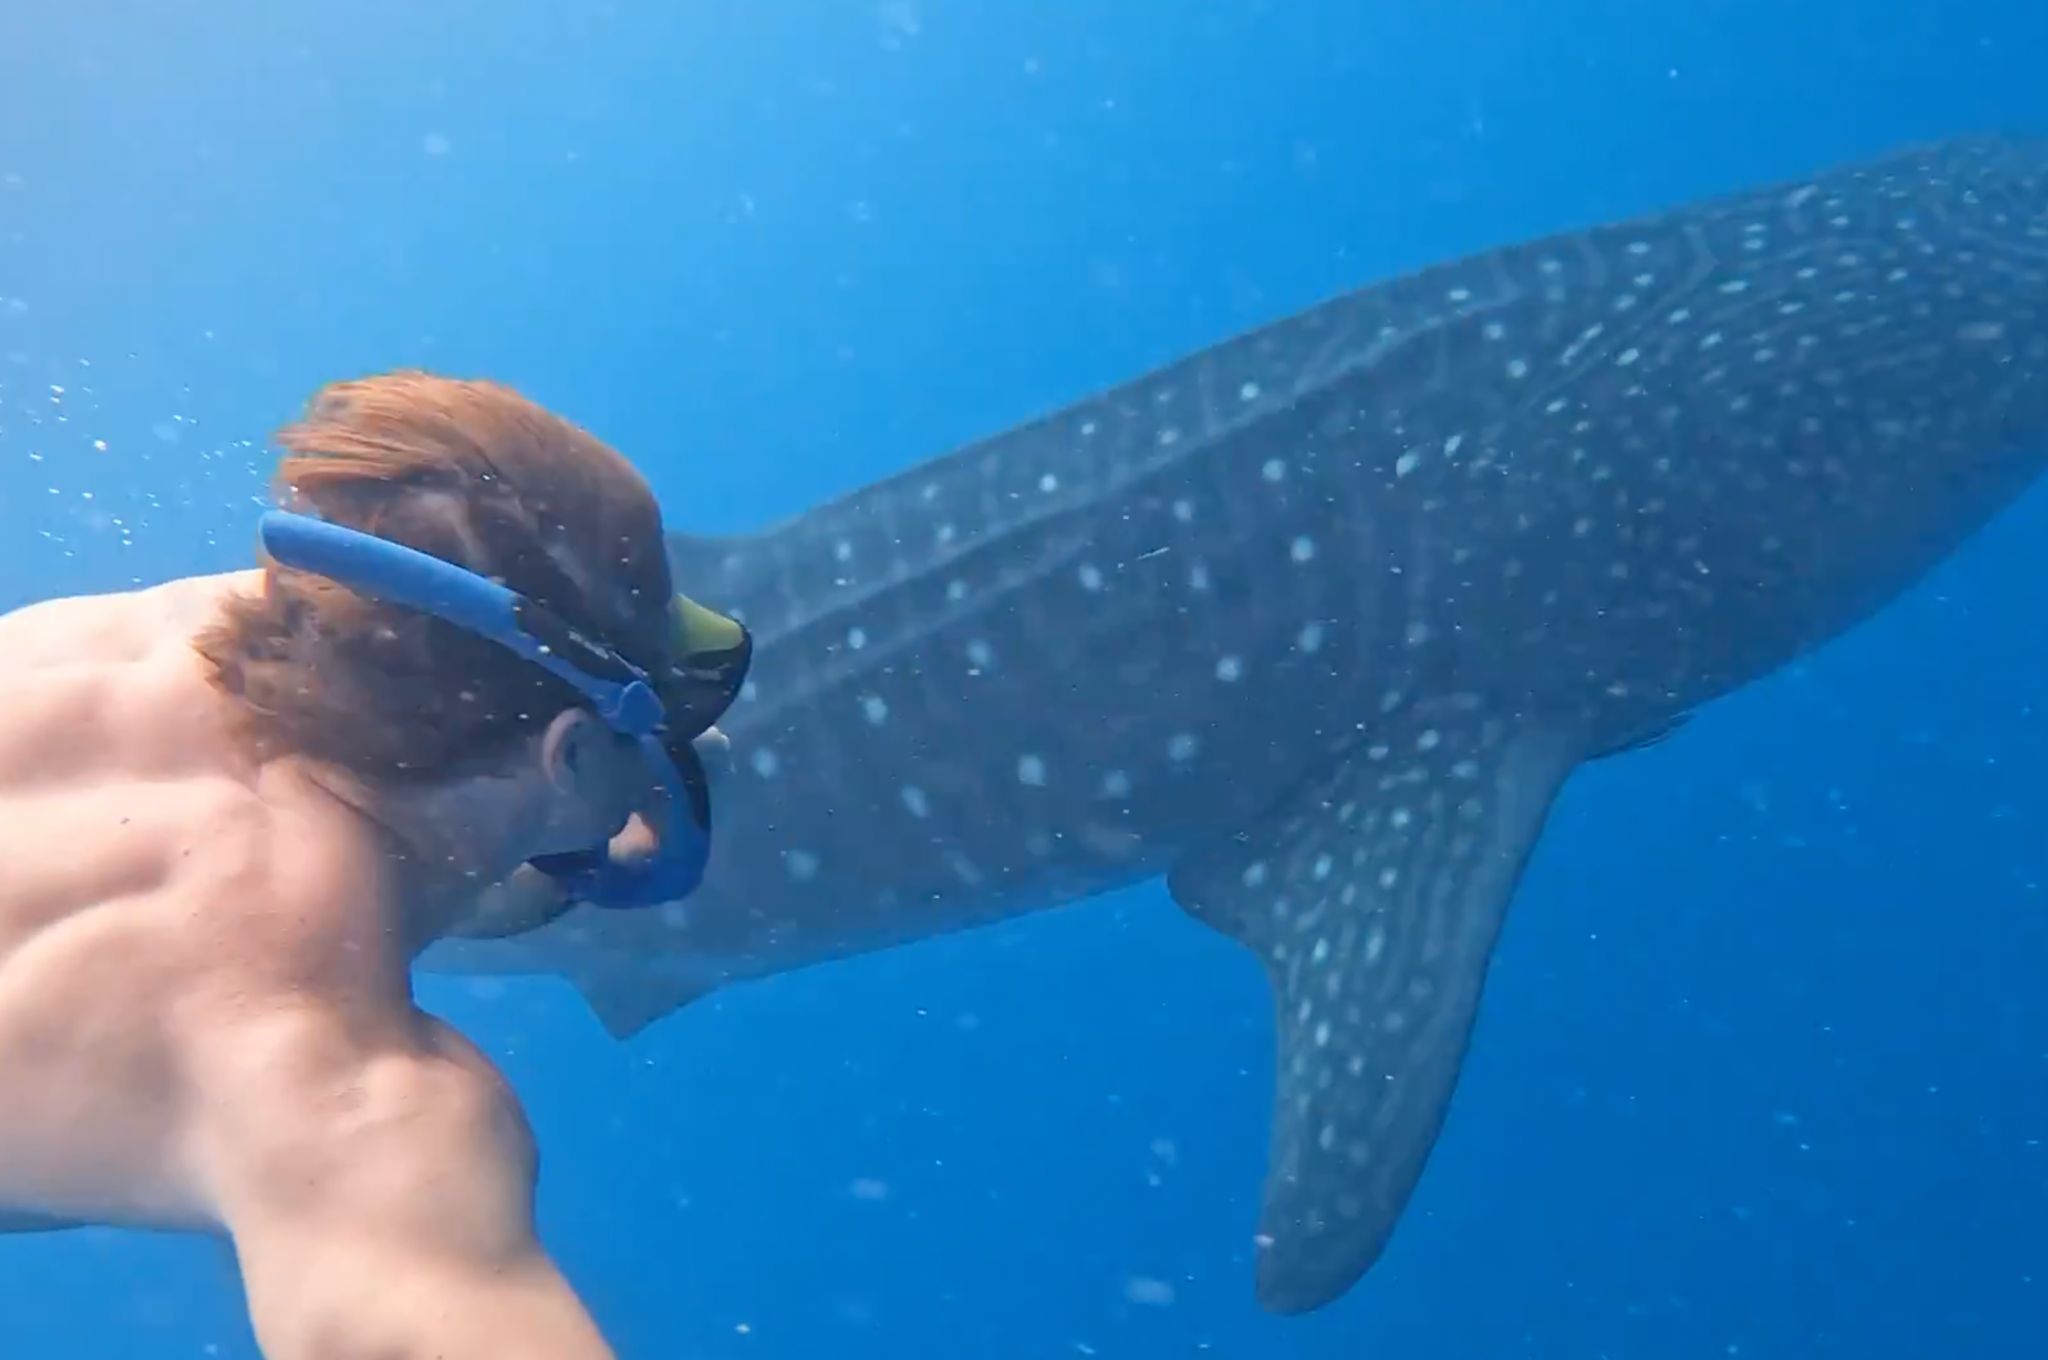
left=257, top=510, right=709, bottom=908
left=258, top=512, right=665, bottom=734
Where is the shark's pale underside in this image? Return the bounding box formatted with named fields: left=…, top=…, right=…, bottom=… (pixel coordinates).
left=428, top=135, right=2048, bottom=1312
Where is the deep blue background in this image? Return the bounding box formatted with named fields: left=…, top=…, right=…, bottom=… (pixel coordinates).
left=2, top=2, right=2045, bottom=1355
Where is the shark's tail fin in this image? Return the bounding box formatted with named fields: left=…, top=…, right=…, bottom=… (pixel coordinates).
left=1168, top=706, right=1580, bottom=1312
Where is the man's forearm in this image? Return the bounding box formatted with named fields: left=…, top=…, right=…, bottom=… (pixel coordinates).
left=242, top=1234, right=616, bottom=1360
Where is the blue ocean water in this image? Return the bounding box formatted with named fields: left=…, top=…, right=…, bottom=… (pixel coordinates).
left=2, top=2, right=2045, bottom=1355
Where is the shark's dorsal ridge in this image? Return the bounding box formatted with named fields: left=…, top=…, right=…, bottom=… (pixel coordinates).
left=667, top=529, right=762, bottom=614
left=1167, top=710, right=1581, bottom=1313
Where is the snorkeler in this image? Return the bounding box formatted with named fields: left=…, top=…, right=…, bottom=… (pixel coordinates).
left=0, top=372, right=748, bottom=1358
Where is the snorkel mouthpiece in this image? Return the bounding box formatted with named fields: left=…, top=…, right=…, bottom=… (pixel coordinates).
left=256, top=510, right=750, bottom=911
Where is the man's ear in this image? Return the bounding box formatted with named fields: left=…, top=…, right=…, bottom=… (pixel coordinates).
left=539, top=709, right=606, bottom=794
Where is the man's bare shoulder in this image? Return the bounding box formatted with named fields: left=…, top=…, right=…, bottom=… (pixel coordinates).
left=0, top=572, right=260, bottom=790
left=0, top=571, right=261, bottom=674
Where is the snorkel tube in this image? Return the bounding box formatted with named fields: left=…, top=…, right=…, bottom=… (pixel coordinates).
left=256, top=510, right=750, bottom=910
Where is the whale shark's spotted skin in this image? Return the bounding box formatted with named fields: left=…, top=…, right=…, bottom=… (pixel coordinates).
left=428, top=135, right=2048, bottom=1312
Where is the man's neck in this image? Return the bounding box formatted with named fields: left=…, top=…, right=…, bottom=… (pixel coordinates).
left=279, top=757, right=525, bottom=956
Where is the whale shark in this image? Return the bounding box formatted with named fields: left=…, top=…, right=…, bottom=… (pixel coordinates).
left=426, top=133, right=2048, bottom=1312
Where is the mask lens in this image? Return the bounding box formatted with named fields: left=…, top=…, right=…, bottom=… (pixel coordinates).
left=659, top=592, right=752, bottom=741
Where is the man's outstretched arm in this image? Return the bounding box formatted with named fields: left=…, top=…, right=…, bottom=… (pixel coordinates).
left=209, top=1022, right=614, bottom=1360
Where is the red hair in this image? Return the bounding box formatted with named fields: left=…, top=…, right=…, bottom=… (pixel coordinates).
left=196, top=371, right=673, bottom=780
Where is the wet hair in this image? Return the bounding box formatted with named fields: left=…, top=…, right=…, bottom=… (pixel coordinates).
left=196, top=370, right=674, bottom=781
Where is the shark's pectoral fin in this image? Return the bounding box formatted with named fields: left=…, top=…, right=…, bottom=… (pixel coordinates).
left=1167, top=710, right=1580, bottom=1314
left=567, top=955, right=719, bottom=1040
left=1594, top=711, right=1692, bottom=759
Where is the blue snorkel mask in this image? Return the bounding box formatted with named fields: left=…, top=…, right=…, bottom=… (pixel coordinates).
left=256, top=510, right=752, bottom=910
